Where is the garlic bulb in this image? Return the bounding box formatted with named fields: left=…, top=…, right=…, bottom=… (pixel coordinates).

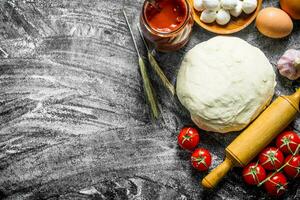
left=242, top=0, right=257, bottom=14
left=277, top=49, right=300, bottom=80
left=230, top=0, right=243, bottom=17
left=221, top=0, right=238, bottom=10
left=194, top=0, right=205, bottom=11
left=200, top=9, right=217, bottom=23
left=203, top=0, right=220, bottom=10
left=216, top=9, right=231, bottom=25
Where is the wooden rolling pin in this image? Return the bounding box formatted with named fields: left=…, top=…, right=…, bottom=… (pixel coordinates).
left=202, top=88, right=300, bottom=189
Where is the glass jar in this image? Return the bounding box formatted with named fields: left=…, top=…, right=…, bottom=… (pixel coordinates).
left=140, top=0, right=194, bottom=52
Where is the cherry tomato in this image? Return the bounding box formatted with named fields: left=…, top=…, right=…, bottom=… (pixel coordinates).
left=191, top=148, right=211, bottom=171
left=242, top=162, right=267, bottom=185
left=276, top=131, right=300, bottom=154
left=283, top=155, right=300, bottom=178
left=264, top=172, right=288, bottom=196
left=177, top=127, right=200, bottom=150
left=258, top=147, right=284, bottom=170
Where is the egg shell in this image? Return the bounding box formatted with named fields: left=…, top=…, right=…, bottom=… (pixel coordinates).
left=280, top=0, right=300, bottom=20
left=256, top=7, right=293, bottom=39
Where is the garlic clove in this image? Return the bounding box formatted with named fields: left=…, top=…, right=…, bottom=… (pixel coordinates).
left=200, top=9, right=217, bottom=23
left=277, top=49, right=300, bottom=80
left=203, top=0, right=220, bottom=11
left=221, top=0, right=238, bottom=10
left=194, top=0, right=205, bottom=11
left=230, top=0, right=243, bottom=17
left=216, top=9, right=231, bottom=25
left=242, top=0, right=257, bottom=14
left=278, top=66, right=298, bottom=80
left=294, top=57, right=300, bottom=70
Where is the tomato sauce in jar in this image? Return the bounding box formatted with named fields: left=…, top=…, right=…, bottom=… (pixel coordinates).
left=140, top=0, right=193, bottom=52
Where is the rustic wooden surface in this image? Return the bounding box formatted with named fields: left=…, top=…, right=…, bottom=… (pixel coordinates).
left=0, top=0, right=299, bottom=199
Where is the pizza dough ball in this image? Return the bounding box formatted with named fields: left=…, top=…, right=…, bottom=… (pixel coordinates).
left=194, top=0, right=205, bottom=11
left=216, top=9, right=231, bottom=25
left=242, top=0, right=257, bottom=14
left=203, top=0, right=220, bottom=10
left=176, top=36, right=276, bottom=133
left=230, top=0, right=243, bottom=17
left=200, top=9, right=217, bottom=23
left=221, top=0, right=238, bottom=10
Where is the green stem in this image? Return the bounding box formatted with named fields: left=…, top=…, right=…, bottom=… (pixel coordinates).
left=137, top=25, right=175, bottom=96
left=257, top=144, right=300, bottom=187
left=139, top=57, right=160, bottom=119
left=148, top=52, right=175, bottom=96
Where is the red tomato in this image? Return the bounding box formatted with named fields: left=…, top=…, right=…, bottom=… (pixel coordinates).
left=177, top=127, right=200, bottom=150
left=258, top=147, right=284, bottom=170
left=191, top=148, right=211, bottom=171
left=276, top=131, right=300, bottom=154
left=264, top=172, right=288, bottom=196
left=283, top=155, right=300, bottom=178
left=242, top=162, right=267, bottom=185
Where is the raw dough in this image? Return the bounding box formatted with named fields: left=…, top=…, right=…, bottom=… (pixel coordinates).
left=176, top=36, right=276, bottom=133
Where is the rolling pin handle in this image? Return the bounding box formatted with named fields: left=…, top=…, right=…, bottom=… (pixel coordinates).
left=201, top=157, right=234, bottom=189
left=292, top=88, right=300, bottom=100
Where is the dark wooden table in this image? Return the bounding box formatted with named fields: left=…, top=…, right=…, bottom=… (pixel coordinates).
left=0, top=0, right=299, bottom=199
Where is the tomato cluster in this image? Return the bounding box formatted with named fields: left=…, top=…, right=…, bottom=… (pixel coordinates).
left=177, top=127, right=212, bottom=171
left=242, top=131, right=300, bottom=197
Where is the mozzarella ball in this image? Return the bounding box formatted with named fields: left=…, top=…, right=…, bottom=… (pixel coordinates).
left=200, top=9, right=217, bottom=23
left=230, top=0, right=243, bottom=17
left=194, top=0, right=205, bottom=11
left=216, top=9, right=231, bottom=25
left=221, top=0, right=237, bottom=10
left=203, top=0, right=220, bottom=10
left=242, top=0, right=257, bottom=14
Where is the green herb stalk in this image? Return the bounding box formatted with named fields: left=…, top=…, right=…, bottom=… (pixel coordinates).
left=137, top=25, right=175, bottom=96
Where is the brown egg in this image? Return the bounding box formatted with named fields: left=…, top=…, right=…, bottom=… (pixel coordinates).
left=280, top=0, right=300, bottom=20
left=256, top=7, right=293, bottom=39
